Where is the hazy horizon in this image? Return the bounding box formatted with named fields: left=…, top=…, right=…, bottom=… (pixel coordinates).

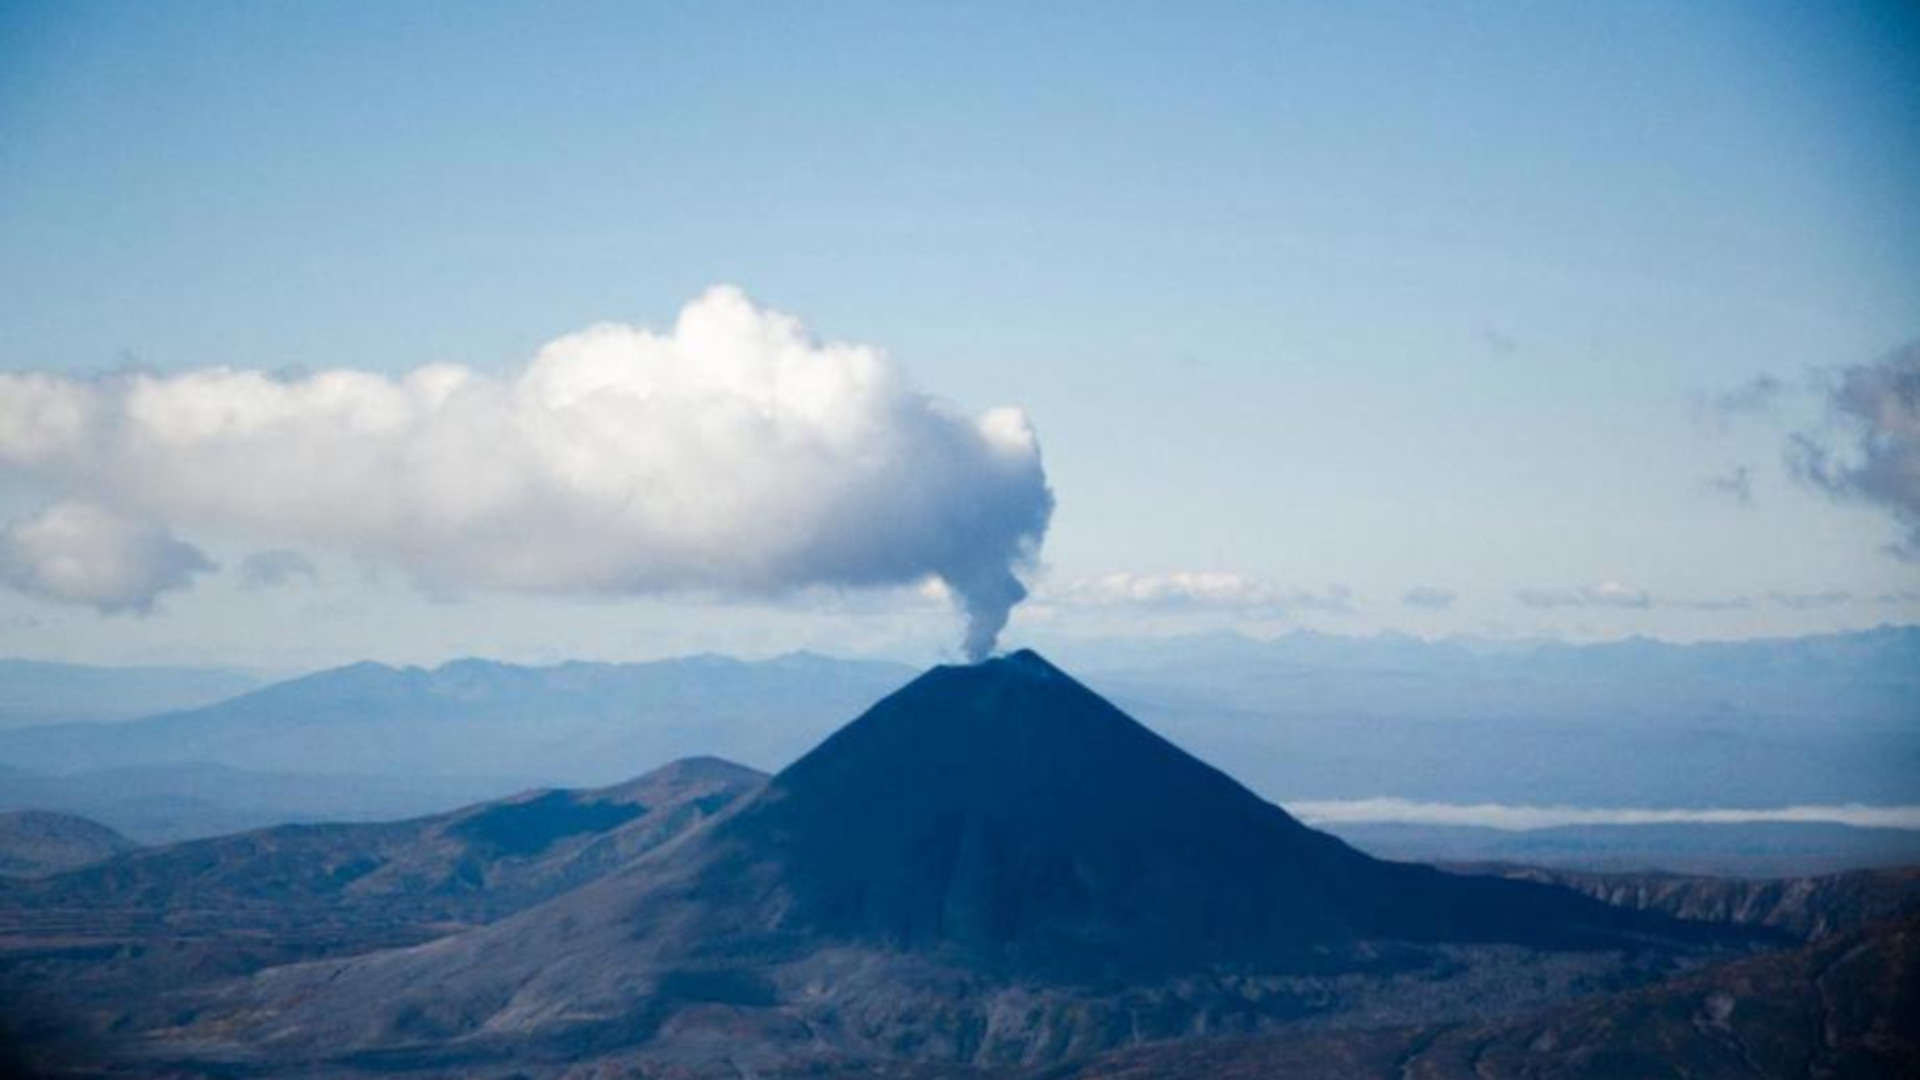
left=5, top=619, right=1919, bottom=677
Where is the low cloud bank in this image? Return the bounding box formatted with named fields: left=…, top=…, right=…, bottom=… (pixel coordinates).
left=1289, top=797, right=1920, bottom=832
left=1048, top=571, right=1352, bottom=614
left=1514, top=581, right=1651, bottom=610
left=0, top=287, right=1053, bottom=657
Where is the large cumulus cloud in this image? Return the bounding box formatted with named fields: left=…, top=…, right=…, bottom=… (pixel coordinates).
left=0, top=287, right=1054, bottom=656
left=1789, top=343, right=1920, bottom=561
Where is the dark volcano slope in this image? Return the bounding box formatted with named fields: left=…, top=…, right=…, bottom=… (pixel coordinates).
left=683, top=651, right=1742, bottom=976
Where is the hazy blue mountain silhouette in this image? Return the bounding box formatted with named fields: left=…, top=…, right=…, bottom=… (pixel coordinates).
left=1046, top=626, right=1920, bottom=811
left=0, top=659, right=261, bottom=728
left=0, top=653, right=912, bottom=785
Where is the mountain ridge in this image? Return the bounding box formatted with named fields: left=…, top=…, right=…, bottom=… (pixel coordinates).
left=1, top=755, right=768, bottom=928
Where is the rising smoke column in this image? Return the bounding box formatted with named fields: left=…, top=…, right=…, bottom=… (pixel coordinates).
left=0, top=287, right=1054, bottom=657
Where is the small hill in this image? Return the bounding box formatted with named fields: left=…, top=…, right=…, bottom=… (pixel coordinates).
left=3, top=756, right=765, bottom=928
left=0, top=811, right=135, bottom=877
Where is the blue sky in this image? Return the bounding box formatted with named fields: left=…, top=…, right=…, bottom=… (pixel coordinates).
left=1, top=1, right=1916, bottom=669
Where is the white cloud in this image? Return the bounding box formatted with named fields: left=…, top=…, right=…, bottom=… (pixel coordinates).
left=0, top=502, right=214, bottom=614
left=0, top=287, right=1054, bottom=657
left=1289, top=797, right=1920, bottom=832
left=1046, top=571, right=1352, bottom=614
left=1767, top=589, right=1852, bottom=611
left=1514, top=581, right=1652, bottom=610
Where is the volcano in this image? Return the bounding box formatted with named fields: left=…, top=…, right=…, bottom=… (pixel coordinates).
left=167, top=652, right=1749, bottom=1072
left=701, top=649, right=1696, bottom=972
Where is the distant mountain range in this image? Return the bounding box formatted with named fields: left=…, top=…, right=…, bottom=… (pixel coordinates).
left=0, top=629, right=1914, bottom=857
left=0, top=653, right=909, bottom=839
left=1051, top=626, right=1920, bottom=726
left=0, top=659, right=262, bottom=729
left=0, top=761, right=523, bottom=844
left=0, top=652, right=912, bottom=780
left=1059, top=626, right=1920, bottom=811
